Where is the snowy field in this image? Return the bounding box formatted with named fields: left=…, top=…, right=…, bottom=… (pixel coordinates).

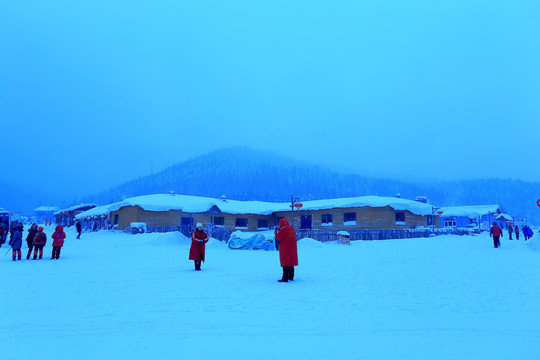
left=1, top=225, right=539, bottom=360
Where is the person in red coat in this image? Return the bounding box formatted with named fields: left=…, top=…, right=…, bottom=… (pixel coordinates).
left=489, top=222, right=503, bottom=248
left=189, top=223, right=209, bottom=271
left=51, top=225, right=66, bottom=260
left=514, top=225, right=520, bottom=240
left=274, top=218, right=298, bottom=282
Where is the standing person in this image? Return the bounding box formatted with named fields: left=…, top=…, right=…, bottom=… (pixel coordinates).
left=274, top=218, right=298, bottom=282
left=489, top=222, right=503, bottom=248
left=523, top=225, right=534, bottom=241
left=8, top=220, right=19, bottom=246
left=507, top=224, right=513, bottom=240
left=75, top=220, right=82, bottom=239
left=32, top=226, right=47, bottom=260
left=515, top=225, right=520, bottom=240
left=26, top=223, right=39, bottom=259
left=189, top=223, right=209, bottom=271
left=0, top=222, right=6, bottom=247
left=51, top=225, right=66, bottom=260
left=9, top=224, right=23, bottom=261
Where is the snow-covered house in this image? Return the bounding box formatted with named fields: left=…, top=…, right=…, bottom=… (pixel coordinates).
left=274, top=196, right=438, bottom=231
left=75, top=193, right=440, bottom=235
left=439, top=205, right=508, bottom=230
left=34, top=206, right=60, bottom=225
left=55, top=203, right=96, bottom=227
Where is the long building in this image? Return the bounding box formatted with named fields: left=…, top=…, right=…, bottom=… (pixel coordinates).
left=75, top=193, right=440, bottom=235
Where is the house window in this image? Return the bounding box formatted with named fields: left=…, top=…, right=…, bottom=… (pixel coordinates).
left=444, top=218, right=457, bottom=227
left=257, top=219, right=269, bottom=230
left=321, top=214, right=333, bottom=226
left=344, top=212, right=356, bottom=225
left=113, top=214, right=119, bottom=225
left=395, top=212, right=405, bottom=225
left=213, top=216, right=225, bottom=228
left=235, top=218, right=248, bottom=229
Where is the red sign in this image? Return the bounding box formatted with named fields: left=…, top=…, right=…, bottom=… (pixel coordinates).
left=294, top=203, right=303, bottom=209
left=537, top=199, right=540, bottom=208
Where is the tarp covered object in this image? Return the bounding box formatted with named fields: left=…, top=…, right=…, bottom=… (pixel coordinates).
left=227, top=231, right=274, bottom=251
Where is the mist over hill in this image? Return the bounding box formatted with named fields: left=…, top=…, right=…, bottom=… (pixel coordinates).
left=80, top=147, right=540, bottom=224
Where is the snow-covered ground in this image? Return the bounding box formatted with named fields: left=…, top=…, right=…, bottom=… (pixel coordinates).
left=1, top=226, right=539, bottom=360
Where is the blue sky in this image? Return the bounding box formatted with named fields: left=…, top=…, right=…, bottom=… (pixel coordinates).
left=1, top=0, right=539, bottom=199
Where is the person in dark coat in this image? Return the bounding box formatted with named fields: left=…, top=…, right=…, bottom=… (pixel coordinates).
left=507, top=224, right=513, bottom=240
left=51, top=225, right=66, bottom=260
left=9, top=224, right=23, bottom=261
left=26, top=223, right=39, bottom=259
left=523, top=225, right=534, bottom=241
left=274, top=218, right=298, bottom=282
left=32, top=226, right=47, bottom=260
left=515, top=225, right=520, bottom=240
left=189, top=223, right=209, bottom=271
left=490, top=222, right=503, bottom=248
left=75, top=220, right=82, bottom=239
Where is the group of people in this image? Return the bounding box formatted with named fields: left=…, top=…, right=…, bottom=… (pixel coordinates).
left=505, top=224, right=535, bottom=241
left=491, top=222, right=535, bottom=248
left=189, top=218, right=299, bottom=282
left=6, top=222, right=67, bottom=261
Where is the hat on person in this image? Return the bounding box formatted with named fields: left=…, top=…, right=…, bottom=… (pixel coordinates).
left=196, top=222, right=203, bottom=229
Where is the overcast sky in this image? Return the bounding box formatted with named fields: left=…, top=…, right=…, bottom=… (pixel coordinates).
left=1, top=0, right=539, bottom=200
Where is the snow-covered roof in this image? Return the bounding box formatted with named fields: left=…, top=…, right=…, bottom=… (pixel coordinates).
left=495, top=213, right=513, bottom=221
left=54, top=203, right=96, bottom=215
left=298, top=196, right=434, bottom=215
left=75, top=193, right=436, bottom=218
left=439, top=205, right=501, bottom=218
left=75, top=202, right=124, bottom=219
left=34, top=206, right=60, bottom=212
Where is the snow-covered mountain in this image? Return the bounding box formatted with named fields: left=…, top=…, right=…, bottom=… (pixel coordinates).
left=82, top=147, right=539, bottom=224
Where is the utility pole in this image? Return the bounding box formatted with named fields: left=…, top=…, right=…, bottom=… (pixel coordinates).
left=290, top=195, right=300, bottom=227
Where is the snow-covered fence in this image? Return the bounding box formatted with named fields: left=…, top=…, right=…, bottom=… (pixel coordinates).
left=144, top=225, right=189, bottom=236
left=296, top=228, right=474, bottom=242
left=142, top=225, right=232, bottom=241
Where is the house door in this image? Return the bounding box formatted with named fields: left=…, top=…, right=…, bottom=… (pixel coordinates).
left=300, top=215, right=312, bottom=229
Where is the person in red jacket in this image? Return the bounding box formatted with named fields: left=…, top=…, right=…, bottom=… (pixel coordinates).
left=51, top=225, right=66, bottom=260
left=514, top=225, right=520, bottom=240
left=189, top=223, right=209, bottom=271
left=274, top=218, right=298, bottom=282
left=32, top=226, right=47, bottom=260
left=489, top=222, right=503, bottom=248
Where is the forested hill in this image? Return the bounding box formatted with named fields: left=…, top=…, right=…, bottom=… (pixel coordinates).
left=83, top=147, right=540, bottom=224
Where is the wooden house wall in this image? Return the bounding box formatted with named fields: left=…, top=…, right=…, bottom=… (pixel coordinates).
left=110, top=204, right=439, bottom=232
left=111, top=206, right=275, bottom=232
left=274, top=206, right=438, bottom=230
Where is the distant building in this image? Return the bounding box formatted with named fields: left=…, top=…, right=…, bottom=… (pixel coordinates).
left=54, top=203, right=96, bottom=227
left=439, top=205, right=509, bottom=230
left=75, top=193, right=440, bottom=240
left=34, top=206, right=60, bottom=225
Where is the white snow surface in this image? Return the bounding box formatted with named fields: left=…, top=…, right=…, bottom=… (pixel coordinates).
left=75, top=193, right=436, bottom=219
left=2, top=227, right=539, bottom=360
